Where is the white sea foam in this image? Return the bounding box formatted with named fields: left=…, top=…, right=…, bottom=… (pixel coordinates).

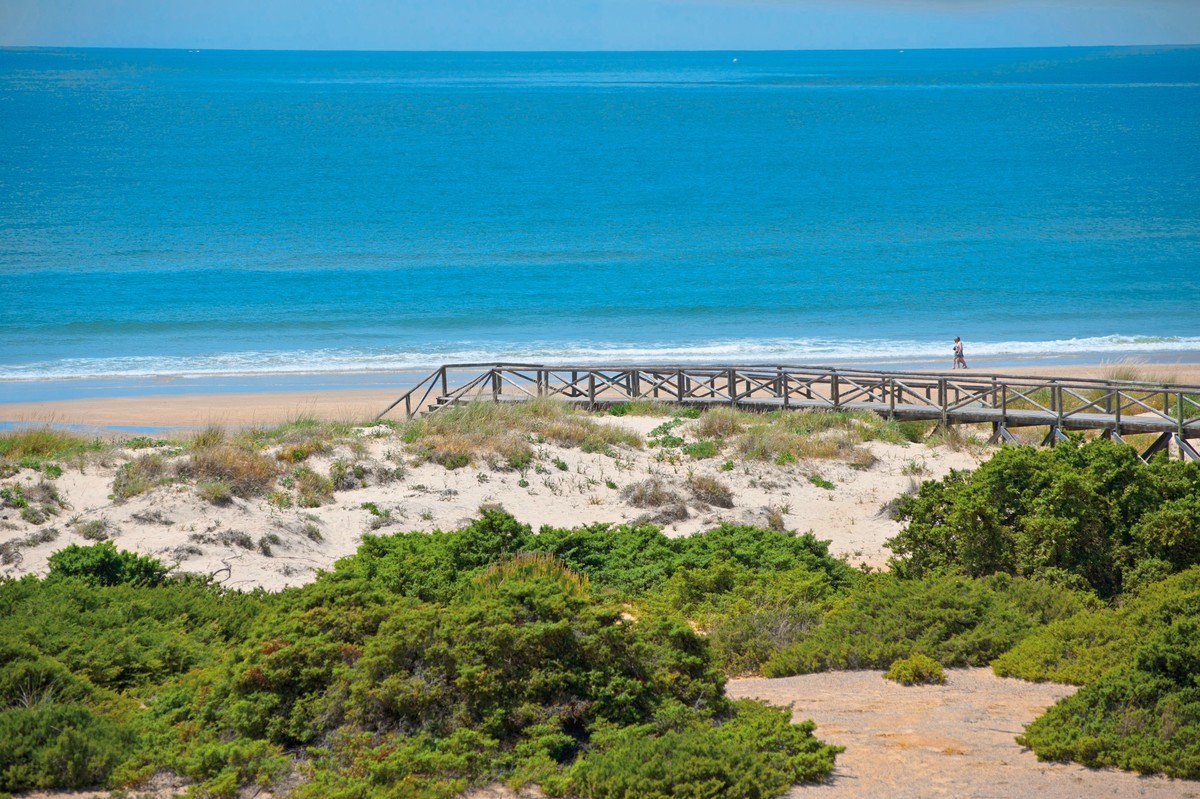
left=3, top=335, right=1199, bottom=381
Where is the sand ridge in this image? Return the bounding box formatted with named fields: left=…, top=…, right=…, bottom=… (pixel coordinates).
left=0, top=414, right=981, bottom=587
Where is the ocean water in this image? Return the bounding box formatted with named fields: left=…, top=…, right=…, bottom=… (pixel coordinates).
left=2, top=46, right=1199, bottom=391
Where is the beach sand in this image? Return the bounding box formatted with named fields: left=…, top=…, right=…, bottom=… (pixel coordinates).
left=0, top=388, right=404, bottom=431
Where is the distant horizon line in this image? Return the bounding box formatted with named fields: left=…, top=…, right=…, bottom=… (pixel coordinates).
left=3, top=42, right=1199, bottom=56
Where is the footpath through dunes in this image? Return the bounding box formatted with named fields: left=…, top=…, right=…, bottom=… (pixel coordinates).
left=730, top=669, right=1198, bottom=799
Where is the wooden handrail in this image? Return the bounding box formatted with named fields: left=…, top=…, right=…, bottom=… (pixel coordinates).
left=375, top=364, right=1200, bottom=457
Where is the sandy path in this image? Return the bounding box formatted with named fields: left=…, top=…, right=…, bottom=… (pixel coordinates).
left=729, top=669, right=1198, bottom=799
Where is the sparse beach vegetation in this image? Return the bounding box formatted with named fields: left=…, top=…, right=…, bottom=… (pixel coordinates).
left=0, top=427, right=106, bottom=462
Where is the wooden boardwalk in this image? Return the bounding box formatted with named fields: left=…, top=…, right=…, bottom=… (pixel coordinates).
left=378, top=363, right=1200, bottom=460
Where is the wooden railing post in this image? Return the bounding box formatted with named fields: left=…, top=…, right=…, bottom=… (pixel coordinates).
left=831, top=373, right=840, bottom=408
left=491, top=369, right=500, bottom=402
left=728, top=368, right=737, bottom=407
left=938, top=378, right=947, bottom=427
left=589, top=372, right=596, bottom=408
left=781, top=368, right=790, bottom=410
left=677, top=370, right=684, bottom=402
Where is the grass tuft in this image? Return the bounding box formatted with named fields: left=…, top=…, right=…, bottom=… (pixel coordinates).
left=188, top=444, right=279, bottom=498
left=687, top=474, right=734, bottom=508
left=621, top=477, right=683, bottom=508
left=112, top=454, right=174, bottom=501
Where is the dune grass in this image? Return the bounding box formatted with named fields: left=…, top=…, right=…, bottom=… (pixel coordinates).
left=1102, top=359, right=1178, bottom=385
left=236, top=417, right=358, bottom=462
left=721, top=410, right=880, bottom=466
left=606, top=399, right=676, bottom=417
left=0, top=427, right=107, bottom=460
left=402, top=398, right=641, bottom=469
left=689, top=407, right=938, bottom=466
left=189, top=445, right=280, bottom=499
left=111, top=453, right=176, bottom=501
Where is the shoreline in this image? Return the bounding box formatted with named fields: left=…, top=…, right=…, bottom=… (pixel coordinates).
left=3, top=355, right=1200, bottom=433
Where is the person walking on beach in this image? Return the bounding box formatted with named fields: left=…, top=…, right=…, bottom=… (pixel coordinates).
left=953, top=336, right=968, bottom=369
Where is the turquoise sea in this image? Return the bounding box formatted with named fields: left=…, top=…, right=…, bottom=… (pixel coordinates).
left=2, top=46, right=1199, bottom=399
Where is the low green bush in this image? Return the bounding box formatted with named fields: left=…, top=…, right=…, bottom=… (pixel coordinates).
left=169, top=549, right=836, bottom=798
left=0, top=703, right=132, bottom=792
left=884, top=654, right=945, bottom=686
left=47, top=542, right=171, bottom=588
left=764, top=572, right=1092, bottom=678
left=641, top=559, right=836, bottom=675
left=993, top=565, right=1200, bottom=685
left=1018, top=616, right=1200, bottom=779
left=569, top=700, right=840, bottom=798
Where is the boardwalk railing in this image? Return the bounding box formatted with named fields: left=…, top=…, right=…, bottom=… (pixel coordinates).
left=378, top=363, right=1200, bottom=460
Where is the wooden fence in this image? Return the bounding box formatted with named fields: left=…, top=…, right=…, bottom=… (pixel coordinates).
left=378, top=363, right=1200, bottom=460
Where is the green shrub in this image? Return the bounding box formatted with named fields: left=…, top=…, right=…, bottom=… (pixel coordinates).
left=1018, top=618, right=1200, bottom=779
left=642, top=560, right=835, bottom=675
left=0, top=703, right=132, bottom=792
left=0, top=484, right=27, bottom=509
left=808, top=475, right=835, bottom=490
left=993, top=565, right=1200, bottom=685
left=293, top=466, right=334, bottom=507
left=0, top=512, right=856, bottom=797
left=887, top=439, right=1200, bottom=598
left=764, top=572, right=1091, bottom=677
left=885, top=654, right=946, bottom=686
left=46, top=542, right=170, bottom=588
left=569, top=700, right=840, bottom=798
left=683, top=439, right=720, bottom=459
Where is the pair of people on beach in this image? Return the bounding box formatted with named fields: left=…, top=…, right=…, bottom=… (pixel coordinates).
left=953, top=336, right=968, bottom=369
